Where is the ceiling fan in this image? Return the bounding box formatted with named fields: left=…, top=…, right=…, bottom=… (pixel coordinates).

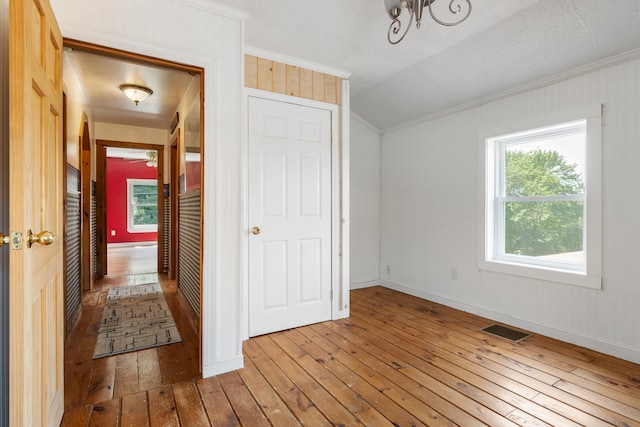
left=128, top=151, right=157, bottom=168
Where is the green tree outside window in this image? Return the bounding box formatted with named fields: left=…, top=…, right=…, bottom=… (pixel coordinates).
left=129, top=181, right=158, bottom=229
left=504, top=149, right=584, bottom=257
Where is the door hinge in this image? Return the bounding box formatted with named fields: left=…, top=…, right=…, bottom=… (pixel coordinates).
left=330, top=290, right=333, bottom=301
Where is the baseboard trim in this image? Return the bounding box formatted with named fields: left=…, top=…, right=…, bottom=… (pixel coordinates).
left=379, top=280, right=640, bottom=365
left=107, top=241, right=157, bottom=248
left=350, top=280, right=379, bottom=290
left=202, top=355, right=244, bottom=378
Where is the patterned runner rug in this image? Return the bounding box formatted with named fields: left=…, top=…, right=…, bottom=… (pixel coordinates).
left=93, top=282, right=182, bottom=359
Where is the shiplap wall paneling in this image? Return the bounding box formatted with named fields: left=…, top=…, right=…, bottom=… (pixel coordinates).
left=380, top=55, right=640, bottom=363
left=178, top=189, right=201, bottom=317
left=245, top=55, right=341, bottom=105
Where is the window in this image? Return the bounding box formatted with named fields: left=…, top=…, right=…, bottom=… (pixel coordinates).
left=479, top=107, right=601, bottom=289
left=127, top=179, right=158, bottom=233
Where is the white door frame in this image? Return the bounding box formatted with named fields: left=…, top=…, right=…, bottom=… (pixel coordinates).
left=242, top=88, right=350, bottom=340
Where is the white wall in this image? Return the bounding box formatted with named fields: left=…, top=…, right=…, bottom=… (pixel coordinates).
left=95, top=123, right=167, bottom=146
left=380, top=52, right=640, bottom=363
left=350, top=114, right=381, bottom=289
left=51, top=0, right=246, bottom=376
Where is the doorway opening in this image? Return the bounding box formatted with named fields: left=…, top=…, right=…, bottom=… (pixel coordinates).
left=103, top=145, right=162, bottom=277
left=96, top=141, right=165, bottom=276
left=61, top=40, right=205, bottom=414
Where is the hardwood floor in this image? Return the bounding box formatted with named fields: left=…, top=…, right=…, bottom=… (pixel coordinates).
left=62, top=284, right=640, bottom=426
left=106, top=245, right=158, bottom=276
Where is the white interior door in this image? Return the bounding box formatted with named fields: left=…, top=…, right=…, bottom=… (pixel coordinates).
left=248, top=96, right=333, bottom=337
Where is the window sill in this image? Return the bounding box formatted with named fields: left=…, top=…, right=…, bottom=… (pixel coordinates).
left=477, top=259, right=602, bottom=290
left=127, top=227, right=158, bottom=234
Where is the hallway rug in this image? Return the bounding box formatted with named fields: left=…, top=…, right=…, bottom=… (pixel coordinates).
left=93, top=282, right=182, bottom=359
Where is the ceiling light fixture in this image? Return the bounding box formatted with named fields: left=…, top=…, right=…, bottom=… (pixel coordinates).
left=384, top=0, right=472, bottom=45
left=119, top=84, right=153, bottom=105
left=146, top=151, right=157, bottom=168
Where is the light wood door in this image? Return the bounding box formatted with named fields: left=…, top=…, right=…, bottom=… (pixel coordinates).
left=248, top=96, right=333, bottom=336
left=9, top=0, right=64, bottom=425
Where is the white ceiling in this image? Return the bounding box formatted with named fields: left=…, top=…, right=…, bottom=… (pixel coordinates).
left=63, top=49, right=196, bottom=129
left=218, top=0, right=640, bottom=131
left=63, top=0, right=640, bottom=133
left=106, top=147, right=155, bottom=160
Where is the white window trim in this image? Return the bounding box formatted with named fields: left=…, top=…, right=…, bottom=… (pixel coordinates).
left=127, top=178, right=158, bottom=233
left=477, top=105, right=602, bottom=289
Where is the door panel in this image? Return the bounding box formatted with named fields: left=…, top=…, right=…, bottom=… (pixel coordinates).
left=248, top=96, right=332, bottom=337
left=9, top=0, right=64, bottom=425
left=299, top=238, right=322, bottom=302
left=263, top=240, right=287, bottom=309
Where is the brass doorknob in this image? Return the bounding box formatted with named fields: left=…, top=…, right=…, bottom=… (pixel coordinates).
left=27, top=230, right=55, bottom=248
left=0, top=233, right=9, bottom=247
left=251, top=226, right=261, bottom=235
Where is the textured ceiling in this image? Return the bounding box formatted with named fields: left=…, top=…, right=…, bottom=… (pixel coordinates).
left=63, top=0, right=640, bottom=132
left=217, top=0, right=640, bottom=131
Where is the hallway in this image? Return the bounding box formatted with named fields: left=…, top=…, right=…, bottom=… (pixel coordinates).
left=62, top=248, right=200, bottom=425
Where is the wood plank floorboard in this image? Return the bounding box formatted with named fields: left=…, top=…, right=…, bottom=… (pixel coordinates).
left=63, top=280, right=640, bottom=426
left=147, top=385, right=180, bottom=427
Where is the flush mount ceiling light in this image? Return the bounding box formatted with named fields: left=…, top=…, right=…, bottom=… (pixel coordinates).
left=384, top=0, right=472, bottom=44
left=119, top=84, right=153, bottom=105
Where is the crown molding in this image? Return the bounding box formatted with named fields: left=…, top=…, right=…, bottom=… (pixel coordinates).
left=171, top=0, right=248, bottom=21
left=383, top=47, right=640, bottom=134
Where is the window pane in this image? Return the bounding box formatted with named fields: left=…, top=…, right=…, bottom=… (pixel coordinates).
left=132, top=184, right=157, bottom=204
left=133, top=205, right=158, bottom=226
left=504, top=200, right=583, bottom=259
left=504, top=132, right=585, bottom=197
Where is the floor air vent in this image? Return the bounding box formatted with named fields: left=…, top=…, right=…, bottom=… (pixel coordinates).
left=481, top=324, right=531, bottom=343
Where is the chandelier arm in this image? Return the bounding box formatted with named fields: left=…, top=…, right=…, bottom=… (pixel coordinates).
left=387, top=13, right=414, bottom=45
left=427, top=0, right=472, bottom=26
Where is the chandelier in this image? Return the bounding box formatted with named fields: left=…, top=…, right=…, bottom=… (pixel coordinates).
left=384, top=0, right=472, bottom=45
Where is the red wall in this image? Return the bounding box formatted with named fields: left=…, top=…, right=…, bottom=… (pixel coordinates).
left=185, top=160, right=201, bottom=191
left=106, top=157, right=159, bottom=244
